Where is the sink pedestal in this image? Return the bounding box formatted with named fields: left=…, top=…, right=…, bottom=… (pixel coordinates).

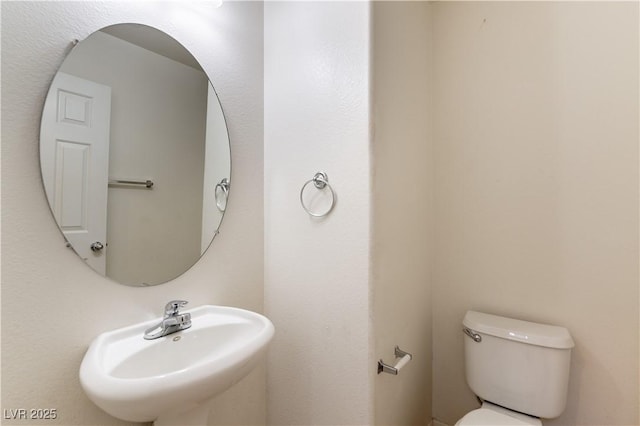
left=154, top=400, right=211, bottom=426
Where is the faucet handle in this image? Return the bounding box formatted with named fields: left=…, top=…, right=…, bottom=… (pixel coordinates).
left=164, top=300, right=188, bottom=316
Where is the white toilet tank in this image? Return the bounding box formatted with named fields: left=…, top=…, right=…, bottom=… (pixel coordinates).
left=463, top=311, right=574, bottom=419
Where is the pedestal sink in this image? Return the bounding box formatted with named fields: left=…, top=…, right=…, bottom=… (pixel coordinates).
left=79, top=305, right=274, bottom=424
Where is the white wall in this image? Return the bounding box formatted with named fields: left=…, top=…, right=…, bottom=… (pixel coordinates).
left=264, top=2, right=373, bottom=425
left=372, top=2, right=433, bottom=425
left=60, top=31, right=208, bottom=286
left=431, top=2, right=639, bottom=425
left=1, top=1, right=264, bottom=425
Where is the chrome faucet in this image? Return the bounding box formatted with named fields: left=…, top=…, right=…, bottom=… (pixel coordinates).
left=144, top=300, right=192, bottom=340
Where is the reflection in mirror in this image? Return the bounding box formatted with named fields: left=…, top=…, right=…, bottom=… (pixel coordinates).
left=40, top=24, right=230, bottom=287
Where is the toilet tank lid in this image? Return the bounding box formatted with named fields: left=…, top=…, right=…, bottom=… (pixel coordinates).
left=463, top=311, right=575, bottom=349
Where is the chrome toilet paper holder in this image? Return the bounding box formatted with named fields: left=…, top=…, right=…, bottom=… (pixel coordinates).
left=378, top=346, right=412, bottom=375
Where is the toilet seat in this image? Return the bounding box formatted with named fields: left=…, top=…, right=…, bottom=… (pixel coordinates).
left=455, top=402, right=542, bottom=426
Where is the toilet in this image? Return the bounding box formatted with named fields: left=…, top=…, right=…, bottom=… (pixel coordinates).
left=456, top=311, right=574, bottom=426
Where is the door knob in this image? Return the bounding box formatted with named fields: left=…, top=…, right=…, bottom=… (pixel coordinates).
left=90, top=242, right=104, bottom=252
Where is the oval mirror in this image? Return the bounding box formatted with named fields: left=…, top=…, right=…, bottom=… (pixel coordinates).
left=39, top=24, right=231, bottom=286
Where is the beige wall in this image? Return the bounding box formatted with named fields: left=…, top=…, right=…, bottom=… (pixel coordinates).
left=264, top=2, right=373, bottom=425
left=432, top=2, right=639, bottom=425
left=372, top=2, right=433, bottom=425
left=1, top=2, right=264, bottom=425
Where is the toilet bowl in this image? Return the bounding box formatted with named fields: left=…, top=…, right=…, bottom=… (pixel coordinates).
left=455, top=401, right=541, bottom=426
left=456, top=311, right=574, bottom=425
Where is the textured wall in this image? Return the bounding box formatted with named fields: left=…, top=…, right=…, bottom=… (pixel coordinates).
left=431, top=2, right=639, bottom=425
left=1, top=2, right=264, bottom=425
left=264, top=2, right=373, bottom=425
left=372, top=2, right=434, bottom=425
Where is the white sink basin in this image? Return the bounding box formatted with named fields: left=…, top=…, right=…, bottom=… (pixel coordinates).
left=79, top=305, right=274, bottom=423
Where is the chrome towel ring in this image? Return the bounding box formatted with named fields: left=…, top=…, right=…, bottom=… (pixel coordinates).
left=215, top=178, right=230, bottom=212
left=300, top=172, right=335, bottom=217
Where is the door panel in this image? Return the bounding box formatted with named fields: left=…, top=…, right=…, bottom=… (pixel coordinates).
left=41, top=72, right=111, bottom=274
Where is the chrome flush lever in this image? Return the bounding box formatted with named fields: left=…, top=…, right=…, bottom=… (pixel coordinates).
left=463, top=327, right=482, bottom=343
